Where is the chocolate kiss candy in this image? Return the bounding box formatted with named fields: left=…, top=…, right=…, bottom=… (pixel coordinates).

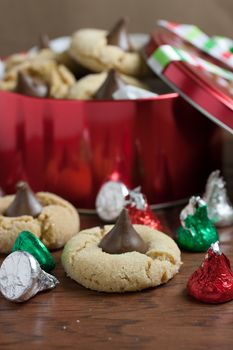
left=106, top=17, right=132, bottom=52
left=39, top=33, right=50, bottom=49
left=5, top=181, right=43, bottom=218
left=177, top=196, right=219, bottom=252
left=203, top=170, right=233, bottom=227
left=125, top=187, right=163, bottom=231
left=99, top=208, right=147, bottom=254
left=12, top=231, right=55, bottom=272
left=16, top=71, right=49, bottom=98
left=0, top=251, right=59, bottom=303
left=95, top=69, right=125, bottom=100
left=187, top=242, right=233, bottom=303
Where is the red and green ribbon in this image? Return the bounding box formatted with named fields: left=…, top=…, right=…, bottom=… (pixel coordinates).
left=148, top=44, right=233, bottom=81
left=157, top=20, right=233, bottom=69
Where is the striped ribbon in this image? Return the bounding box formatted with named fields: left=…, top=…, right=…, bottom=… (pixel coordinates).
left=211, top=36, right=233, bottom=54
left=147, top=45, right=233, bottom=81
left=157, top=20, right=233, bottom=69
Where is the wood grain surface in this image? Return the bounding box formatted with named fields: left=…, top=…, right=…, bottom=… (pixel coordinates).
left=0, top=207, right=233, bottom=350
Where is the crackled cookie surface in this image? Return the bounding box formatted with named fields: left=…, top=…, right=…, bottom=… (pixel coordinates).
left=62, top=223, right=182, bottom=293
left=0, top=188, right=80, bottom=253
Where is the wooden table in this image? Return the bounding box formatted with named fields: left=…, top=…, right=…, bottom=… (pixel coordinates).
left=0, top=208, right=233, bottom=350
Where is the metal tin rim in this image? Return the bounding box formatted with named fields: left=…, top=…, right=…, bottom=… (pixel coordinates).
left=78, top=197, right=188, bottom=214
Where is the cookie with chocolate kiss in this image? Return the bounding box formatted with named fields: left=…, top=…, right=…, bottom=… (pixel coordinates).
left=5, top=181, right=43, bottom=218
left=16, top=71, right=49, bottom=98
left=99, top=209, right=147, bottom=254
left=106, top=17, right=133, bottom=52
left=94, top=69, right=125, bottom=100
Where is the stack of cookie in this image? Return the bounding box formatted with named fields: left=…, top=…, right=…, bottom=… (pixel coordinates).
left=0, top=18, right=155, bottom=100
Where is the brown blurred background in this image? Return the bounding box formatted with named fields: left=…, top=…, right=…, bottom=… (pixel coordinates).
left=0, top=0, right=232, bottom=55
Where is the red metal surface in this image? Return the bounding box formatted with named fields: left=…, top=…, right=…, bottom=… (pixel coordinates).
left=0, top=90, right=221, bottom=209
left=145, top=30, right=233, bottom=132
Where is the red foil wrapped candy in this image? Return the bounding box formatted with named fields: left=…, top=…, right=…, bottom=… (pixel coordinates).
left=125, top=187, right=163, bottom=231
left=187, top=242, right=233, bottom=303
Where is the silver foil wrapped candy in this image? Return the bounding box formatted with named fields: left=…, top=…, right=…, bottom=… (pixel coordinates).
left=180, top=196, right=206, bottom=220
left=203, top=170, right=233, bottom=227
left=95, top=180, right=129, bottom=222
left=124, top=186, right=147, bottom=210
left=0, top=251, right=59, bottom=302
left=180, top=196, right=207, bottom=233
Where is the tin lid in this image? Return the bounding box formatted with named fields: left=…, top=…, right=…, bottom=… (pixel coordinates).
left=144, top=29, right=233, bottom=134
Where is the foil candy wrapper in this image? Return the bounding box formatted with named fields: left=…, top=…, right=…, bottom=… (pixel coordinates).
left=211, top=240, right=222, bottom=255
left=12, top=230, right=56, bottom=273
left=0, top=251, right=59, bottom=302
left=180, top=196, right=206, bottom=232
left=96, top=183, right=163, bottom=230
left=95, top=180, right=129, bottom=222
left=177, top=195, right=219, bottom=252
left=113, top=85, right=157, bottom=100
left=187, top=241, right=233, bottom=303
left=203, top=170, right=233, bottom=227
left=125, top=187, right=163, bottom=230
left=125, top=186, right=146, bottom=210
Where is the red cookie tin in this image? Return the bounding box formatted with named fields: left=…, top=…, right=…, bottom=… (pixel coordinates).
left=0, top=32, right=223, bottom=210
left=0, top=89, right=221, bottom=209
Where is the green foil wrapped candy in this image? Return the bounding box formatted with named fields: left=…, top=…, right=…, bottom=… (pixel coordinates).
left=12, top=231, right=55, bottom=272
left=177, top=196, right=219, bottom=252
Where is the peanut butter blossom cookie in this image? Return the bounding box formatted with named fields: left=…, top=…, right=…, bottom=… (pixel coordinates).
left=0, top=181, right=80, bottom=253
left=69, top=18, right=148, bottom=78
left=62, top=209, right=182, bottom=292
